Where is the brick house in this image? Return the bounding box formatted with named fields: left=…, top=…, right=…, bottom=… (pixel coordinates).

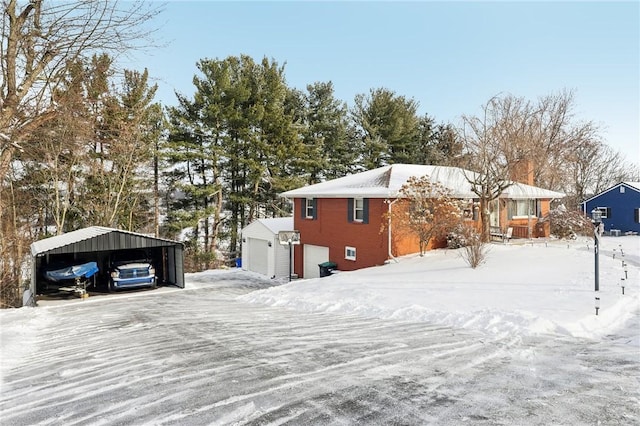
left=280, top=164, right=565, bottom=278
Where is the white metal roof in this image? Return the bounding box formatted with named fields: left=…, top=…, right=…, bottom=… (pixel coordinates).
left=241, top=217, right=294, bottom=239
left=280, top=164, right=565, bottom=200
left=31, top=226, right=113, bottom=256
left=256, top=217, right=294, bottom=234
left=30, top=226, right=177, bottom=256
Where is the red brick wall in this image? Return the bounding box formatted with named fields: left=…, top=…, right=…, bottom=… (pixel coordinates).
left=293, top=198, right=390, bottom=276
left=292, top=196, right=548, bottom=276
left=504, top=199, right=552, bottom=238
left=388, top=200, right=445, bottom=255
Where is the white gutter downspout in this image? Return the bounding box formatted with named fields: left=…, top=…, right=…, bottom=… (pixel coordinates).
left=387, top=198, right=399, bottom=263
left=528, top=198, right=532, bottom=240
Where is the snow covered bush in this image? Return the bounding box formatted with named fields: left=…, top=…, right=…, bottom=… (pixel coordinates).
left=447, top=224, right=468, bottom=249
left=456, top=227, right=488, bottom=268
left=549, top=205, right=593, bottom=239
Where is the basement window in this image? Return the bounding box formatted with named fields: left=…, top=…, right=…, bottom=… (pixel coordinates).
left=345, top=246, right=356, bottom=261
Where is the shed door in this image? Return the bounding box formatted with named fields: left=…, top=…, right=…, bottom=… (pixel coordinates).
left=303, top=244, right=329, bottom=279
left=248, top=238, right=269, bottom=276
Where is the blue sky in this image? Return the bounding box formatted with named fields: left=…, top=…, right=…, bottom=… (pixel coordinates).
left=127, top=1, right=639, bottom=163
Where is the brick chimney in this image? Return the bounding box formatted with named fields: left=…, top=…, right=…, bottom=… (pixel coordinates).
left=510, top=158, right=534, bottom=186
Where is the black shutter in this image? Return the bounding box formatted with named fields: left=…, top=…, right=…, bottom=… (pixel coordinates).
left=606, top=207, right=612, bottom=218
left=635, top=208, right=640, bottom=223
left=347, top=198, right=354, bottom=222
left=363, top=198, right=369, bottom=224
left=300, top=199, right=305, bottom=218
left=312, top=198, right=318, bottom=220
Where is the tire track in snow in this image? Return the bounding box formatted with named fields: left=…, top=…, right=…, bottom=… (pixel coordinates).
left=1, top=274, right=637, bottom=425
left=0, top=282, right=507, bottom=425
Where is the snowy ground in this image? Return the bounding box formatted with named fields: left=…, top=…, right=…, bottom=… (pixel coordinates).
left=0, top=236, right=638, bottom=425
left=241, top=236, right=640, bottom=341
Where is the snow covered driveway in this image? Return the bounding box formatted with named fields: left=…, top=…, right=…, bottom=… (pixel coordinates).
left=1, top=271, right=638, bottom=425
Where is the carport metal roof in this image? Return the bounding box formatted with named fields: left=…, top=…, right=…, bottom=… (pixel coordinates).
left=27, top=226, right=185, bottom=306
left=31, top=226, right=180, bottom=256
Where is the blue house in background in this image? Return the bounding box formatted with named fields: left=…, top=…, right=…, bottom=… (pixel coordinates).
left=582, top=182, right=640, bottom=234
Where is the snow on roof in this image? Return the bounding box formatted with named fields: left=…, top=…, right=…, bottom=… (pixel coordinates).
left=581, top=181, right=640, bottom=204
left=31, top=226, right=114, bottom=256
left=30, top=226, right=176, bottom=256
left=624, top=182, right=640, bottom=191
left=503, top=182, right=566, bottom=200
left=280, top=164, right=565, bottom=200
left=256, top=217, right=294, bottom=234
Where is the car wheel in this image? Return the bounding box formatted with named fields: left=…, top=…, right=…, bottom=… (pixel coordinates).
left=107, top=279, right=115, bottom=293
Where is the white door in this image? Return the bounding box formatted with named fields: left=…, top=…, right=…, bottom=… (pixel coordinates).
left=489, top=199, right=500, bottom=227
left=248, top=238, right=269, bottom=276
left=303, top=244, right=329, bottom=279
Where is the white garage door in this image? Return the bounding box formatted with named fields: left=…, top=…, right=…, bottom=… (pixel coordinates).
left=303, top=244, right=329, bottom=279
left=248, top=238, right=269, bottom=276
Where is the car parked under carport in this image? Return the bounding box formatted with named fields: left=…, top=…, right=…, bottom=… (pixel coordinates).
left=107, top=249, right=157, bottom=292
left=28, top=226, right=184, bottom=305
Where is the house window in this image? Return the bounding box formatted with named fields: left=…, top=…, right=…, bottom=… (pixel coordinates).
left=347, top=198, right=369, bottom=224
left=620, top=186, right=625, bottom=193
left=461, top=200, right=475, bottom=220
left=345, top=246, right=356, bottom=261
left=595, top=207, right=610, bottom=219
left=508, top=199, right=538, bottom=218
left=305, top=198, right=316, bottom=219
left=354, top=198, right=364, bottom=222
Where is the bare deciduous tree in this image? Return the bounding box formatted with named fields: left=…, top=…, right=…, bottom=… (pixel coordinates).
left=458, top=90, right=631, bottom=239
left=528, top=90, right=601, bottom=192
left=459, top=96, right=515, bottom=241
left=1, top=0, right=161, bottom=180
left=1, top=0, right=161, bottom=308
left=565, top=140, right=640, bottom=207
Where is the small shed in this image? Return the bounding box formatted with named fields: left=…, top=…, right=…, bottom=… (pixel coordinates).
left=241, top=217, right=294, bottom=279
left=28, top=226, right=184, bottom=305
left=582, top=182, right=640, bottom=234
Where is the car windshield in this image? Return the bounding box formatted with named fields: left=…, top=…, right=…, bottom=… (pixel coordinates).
left=111, top=250, right=150, bottom=265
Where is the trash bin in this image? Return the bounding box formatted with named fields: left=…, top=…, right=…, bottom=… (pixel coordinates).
left=318, top=261, right=337, bottom=277
left=235, top=258, right=242, bottom=268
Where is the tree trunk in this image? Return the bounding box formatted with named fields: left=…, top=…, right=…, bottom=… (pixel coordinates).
left=480, top=198, right=491, bottom=242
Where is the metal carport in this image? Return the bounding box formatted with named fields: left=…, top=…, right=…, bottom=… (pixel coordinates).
left=28, top=226, right=184, bottom=306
